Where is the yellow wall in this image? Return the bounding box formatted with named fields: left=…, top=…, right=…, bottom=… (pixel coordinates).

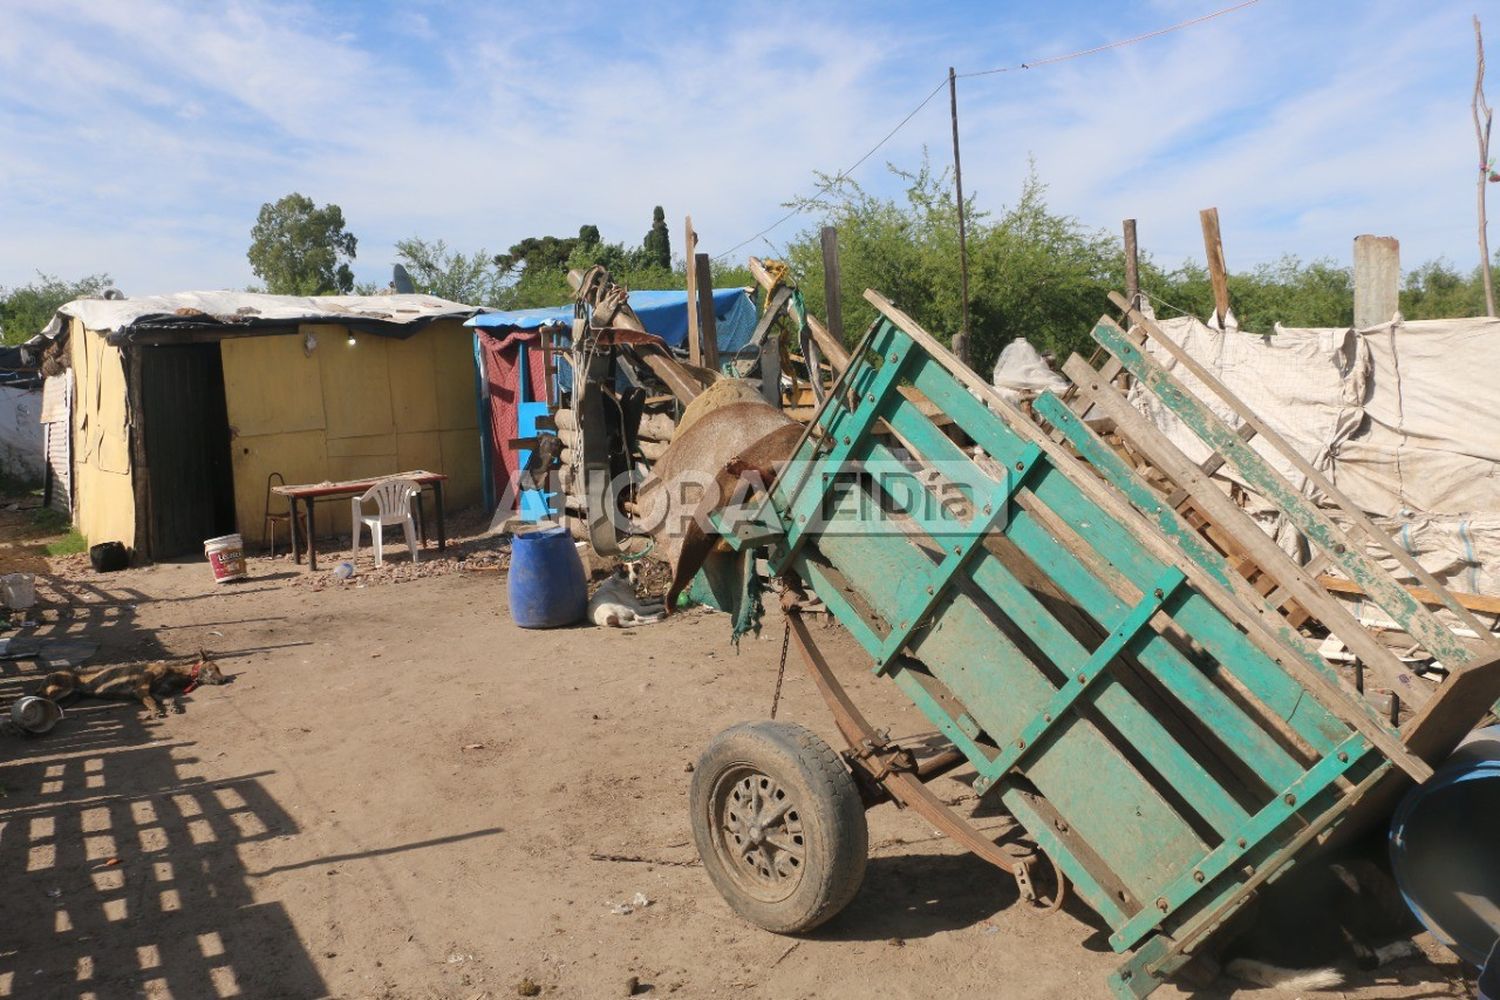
left=222, top=319, right=480, bottom=540
left=70, top=319, right=137, bottom=548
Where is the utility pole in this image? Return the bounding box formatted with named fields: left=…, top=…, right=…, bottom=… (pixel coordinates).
left=949, top=66, right=972, bottom=366
left=1123, top=219, right=1140, bottom=312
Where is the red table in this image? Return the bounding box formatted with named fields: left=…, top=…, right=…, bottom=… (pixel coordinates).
left=272, top=470, right=448, bottom=571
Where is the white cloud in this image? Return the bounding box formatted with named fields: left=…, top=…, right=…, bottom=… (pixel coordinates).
left=1, top=0, right=1495, bottom=298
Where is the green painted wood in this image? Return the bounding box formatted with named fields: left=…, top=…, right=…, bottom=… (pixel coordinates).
left=1004, top=786, right=1133, bottom=929
left=901, top=354, right=1389, bottom=757
left=774, top=323, right=912, bottom=566
left=876, top=391, right=1325, bottom=783
left=871, top=466, right=1020, bottom=675
left=1107, top=732, right=1368, bottom=951
left=1033, top=390, right=1354, bottom=753
left=855, top=440, right=1259, bottom=836
left=794, top=496, right=1211, bottom=901
left=973, top=567, right=1187, bottom=791
left=1090, top=320, right=1476, bottom=671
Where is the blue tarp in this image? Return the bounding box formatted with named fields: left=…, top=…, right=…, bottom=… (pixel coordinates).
left=466, top=288, right=758, bottom=353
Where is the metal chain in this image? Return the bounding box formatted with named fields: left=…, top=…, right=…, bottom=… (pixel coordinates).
left=769, top=617, right=791, bottom=719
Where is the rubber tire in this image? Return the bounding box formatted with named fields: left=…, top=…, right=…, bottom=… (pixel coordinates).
left=690, top=721, right=868, bottom=933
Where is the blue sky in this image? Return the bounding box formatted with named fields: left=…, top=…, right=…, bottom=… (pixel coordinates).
left=0, top=0, right=1492, bottom=296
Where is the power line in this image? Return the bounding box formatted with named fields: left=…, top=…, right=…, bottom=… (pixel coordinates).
left=714, top=0, right=1263, bottom=262
left=715, top=77, right=949, bottom=262
left=958, top=0, right=1261, bottom=78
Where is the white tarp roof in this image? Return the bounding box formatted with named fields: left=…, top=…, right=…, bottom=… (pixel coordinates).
left=42, top=291, right=488, bottom=343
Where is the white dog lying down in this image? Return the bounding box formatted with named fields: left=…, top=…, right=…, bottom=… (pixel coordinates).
left=589, top=572, right=666, bottom=627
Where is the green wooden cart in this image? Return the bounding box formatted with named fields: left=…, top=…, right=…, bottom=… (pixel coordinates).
left=688, top=290, right=1500, bottom=997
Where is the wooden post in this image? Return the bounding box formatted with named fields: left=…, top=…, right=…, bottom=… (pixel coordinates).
left=683, top=216, right=701, bottom=366
left=948, top=67, right=972, bottom=366
left=1474, top=16, right=1497, bottom=316
left=821, top=226, right=844, bottom=344
left=694, top=252, right=719, bottom=371
left=1352, top=235, right=1401, bottom=328
left=1123, top=218, right=1140, bottom=311
left=1199, top=208, right=1230, bottom=327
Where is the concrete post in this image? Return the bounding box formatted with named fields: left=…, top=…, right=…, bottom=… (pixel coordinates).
left=1353, top=235, right=1400, bottom=328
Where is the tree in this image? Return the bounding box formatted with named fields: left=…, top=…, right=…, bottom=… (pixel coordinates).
left=247, top=193, right=358, bottom=295
left=642, top=206, right=671, bottom=270
left=0, top=272, right=114, bottom=345
left=782, top=157, right=1124, bottom=368
left=393, top=237, right=506, bottom=304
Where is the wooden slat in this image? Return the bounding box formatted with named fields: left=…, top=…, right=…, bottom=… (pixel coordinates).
left=683, top=216, right=701, bottom=367
left=870, top=413, right=1321, bottom=785
left=1109, top=290, right=1500, bottom=648
left=863, top=289, right=1434, bottom=783
left=1317, top=574, right=1500, bottom=617
left=1062, top=356, right=1437, bottom=724
left=1200, top=207, right=1230, bottom=327
left=694, top=252, right=720, bottom=371
left=863, top=439, right=1262, bottom=835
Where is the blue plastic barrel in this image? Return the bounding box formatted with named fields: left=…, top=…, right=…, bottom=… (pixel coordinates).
left=1390, top=726, right=1500, bottom=966
left=507, top=525, right=587, bottom=628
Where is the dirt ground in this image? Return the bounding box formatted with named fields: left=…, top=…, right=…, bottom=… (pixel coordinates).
left=0, top=512, right=1480, bottom=999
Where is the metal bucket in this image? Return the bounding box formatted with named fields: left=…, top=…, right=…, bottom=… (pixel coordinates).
left=10, top=696, right=64, bottom=734
left=1390, top=725, right=1500, bottom=965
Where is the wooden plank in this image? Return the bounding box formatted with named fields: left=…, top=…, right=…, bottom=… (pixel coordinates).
left=1317, top=574, right=1500, bottom=616
left=821, top=226, right=845, bottom=344
left=1100, top=298, right=1499, bottom=658
left=1200, top=207, right=1230, bottom=327
left=870, top=409, right=1322, bottom=784
left=694, top=252, right=720, bottom=371
left=683, top=216, right=701, bottom=367
left=863, top=439, right=1262, bottom=835
left=748, top=255, right=850, bottom=372
left=1032, top=391, right=1351, bottom=757
left=798, top=521, right=1211, bottom=905
left=863, top=289, right=1433, bottom=783
left=1061, top=356, right=1432, bottom=710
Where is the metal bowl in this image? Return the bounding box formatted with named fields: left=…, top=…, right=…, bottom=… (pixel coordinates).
left=10, top=696, right=64, bottom=735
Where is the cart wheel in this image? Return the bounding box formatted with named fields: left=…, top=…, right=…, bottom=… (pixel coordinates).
left=690, top=721, right=868, bottom=933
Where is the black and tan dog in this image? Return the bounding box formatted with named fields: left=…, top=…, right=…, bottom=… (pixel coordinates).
left=36, top=650, right=227, bottom=717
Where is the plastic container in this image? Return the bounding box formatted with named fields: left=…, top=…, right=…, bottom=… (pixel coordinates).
left=507, top=524, right=587, bottom=628
left=203, top=533, right=247, bottom=584
left=1, top=573, right=36, bottom=610
left=1390, top=725, right=1500, bottom=965
left=90, top=541, right=129, bottom=572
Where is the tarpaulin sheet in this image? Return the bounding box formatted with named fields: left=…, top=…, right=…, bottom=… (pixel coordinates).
left=475, top=328, right=547, bottom=512
left=1127, top=312, right=1500, bottom=596
left=467, top=288, right=756, bottom=352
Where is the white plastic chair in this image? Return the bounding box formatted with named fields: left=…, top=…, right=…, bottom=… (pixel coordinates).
left=351, top=478, right=422, bottom=566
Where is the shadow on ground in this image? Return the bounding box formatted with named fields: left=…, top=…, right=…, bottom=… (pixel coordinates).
left=0, top=580, right=327, bottom=999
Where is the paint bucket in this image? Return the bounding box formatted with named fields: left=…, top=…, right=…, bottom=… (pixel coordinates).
left=1, top=573, right=36, bottom=610
left=507, top=524, right=586, bottom=628
left=10, top=696, right=64, bottom=735
left=203, top=533, right=247, bottom=584
left=1390, top=725, right=1500, bottom=966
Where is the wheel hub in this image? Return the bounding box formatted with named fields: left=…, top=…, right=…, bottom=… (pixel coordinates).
left=712, top=768, right=807, bottom=902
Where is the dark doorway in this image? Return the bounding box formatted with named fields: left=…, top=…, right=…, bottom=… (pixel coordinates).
left=141, top=344, right=237, bottom=558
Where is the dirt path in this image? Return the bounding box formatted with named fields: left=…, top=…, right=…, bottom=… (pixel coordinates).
left=0, top=546, right=1474, bottom=999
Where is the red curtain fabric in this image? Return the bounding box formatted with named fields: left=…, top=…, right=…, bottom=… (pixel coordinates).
left=476, top=329, right=548, bottom=510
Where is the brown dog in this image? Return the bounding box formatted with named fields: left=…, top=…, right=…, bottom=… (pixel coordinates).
left=37, top=650, right=227, bottom=717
